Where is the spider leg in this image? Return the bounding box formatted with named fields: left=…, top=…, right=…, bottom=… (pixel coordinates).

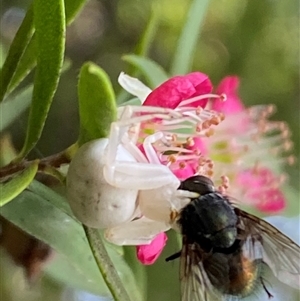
left=104, top=217, right=170, bottom=245
left=104, top=109, right=182, bottom=189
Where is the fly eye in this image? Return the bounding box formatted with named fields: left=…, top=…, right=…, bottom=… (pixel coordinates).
left=179, top=175, right=215, bottom=195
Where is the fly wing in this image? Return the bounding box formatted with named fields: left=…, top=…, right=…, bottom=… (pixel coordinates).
left=180, top=239, right=238, bottom=301
left=236, top=208, right=300, bottom=289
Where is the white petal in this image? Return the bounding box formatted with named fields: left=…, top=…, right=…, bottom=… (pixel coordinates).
left=118, top=72, right=152, bottom=103
left=104, top=217, right=170, bottom=245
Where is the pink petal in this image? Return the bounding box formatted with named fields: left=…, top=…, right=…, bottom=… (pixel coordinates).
left=237, top=170, right=263, bottom=189
left=143, top=72, right=212, bottom=109
left=187, top=137, right=208, bottom=156
left=213, top=76, right=244, bottom=114
left=237, top=168, right=286, bottom=213
left=253, top=189, right=286, bottom=213
left=136, top=232, right=168, bottom=265
left=172, top=164, right=195, bottom=180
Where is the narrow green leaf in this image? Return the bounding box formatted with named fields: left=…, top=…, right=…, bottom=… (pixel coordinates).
left=78, top=62, right=117, bottom=145
left=116, top=11, right=159, bottom=104
left=0, top=45, right=5, bottom=67
left=0, top=5, right=34, bottom=102
left=134, top=10, right=159, bottom=61
left=0, top=85, right=33, bottom=132
left=16, top=0, right=66, bottom=160
left=28, top=179, right=74, bottom=217
left=123, top=55, right=169, bottom=88
left=64, top=0, right=88, bottom=25
left=6, top=0, right=87, bottom=97
left=45, top=252, right=105, bottom=295
left=170, top=0, right=210, bottom=75
left=0, top=134, right=18, bottom=167
left=7, top=37, right=36, bottom=95
left=1, top=190, right=143, bottom=298
left=0, top=160, right=38, bottom=207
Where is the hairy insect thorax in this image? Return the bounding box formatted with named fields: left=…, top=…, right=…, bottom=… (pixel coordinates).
left=179, top=193, right=238, bottom=250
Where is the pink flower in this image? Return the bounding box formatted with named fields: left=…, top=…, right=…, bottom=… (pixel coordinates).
left=136, top=232, right=168, bottom=265
left=143, top=72, right=213, bottom=109
left=236, top=168, right=286, bottom=213
left=206, top=76, right=293, bottom=213
left=129, top=73, right=223, bottom=265
left=213, top=76, right=244, bottom=114
left=117, top=72, right=293, bottom=265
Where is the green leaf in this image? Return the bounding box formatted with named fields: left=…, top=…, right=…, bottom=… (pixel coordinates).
left=7, top=37, right=36, bottom=95
left=170, top=0, right=210, bottom=75
left=78, top=62, right=117, bottom=145
left=0, top=135, right=18, bottom=167
left=6, top=0, right=87, bottom=97
left=0, top=160, right=38, bottom=207
left=64, top=0, right=88, bottom=25
left=122, top=55, right=169, bottom=88
left=45, top=252, right=103, bottom=294
left=116, top=12, right=159, bottom=105
left=16, top=0, right=66, bottom=160
left=0, top=5, right=34, bottom=102
left=28, top=179, right=74, bottom=217
left=135, top=10, right=159, bottom=57
left=1, top=189, right=143, bottom=299
left=0, top=85, right=33, bottom=132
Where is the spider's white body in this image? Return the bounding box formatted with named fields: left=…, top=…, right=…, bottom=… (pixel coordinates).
left=67, top=105, right=198, bottom=244
left=67, top=138, right=139, bottom=228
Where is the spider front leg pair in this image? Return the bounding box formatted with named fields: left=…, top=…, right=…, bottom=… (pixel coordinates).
left=67, top=106, right=196, bottom=233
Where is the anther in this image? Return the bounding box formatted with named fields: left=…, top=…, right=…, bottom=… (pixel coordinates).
left=196, top=123, right=202, bottom=132
left=210, top=116, right=221, bottom=126
left=186, top=137, right=194, bottom=147
left=202, top=120, right=210, bottom=130
left=179, top=162, right=186, bottom=169
left=168, top=155, right=177, bottom=164
left=205, top=128, right=215, bottom=137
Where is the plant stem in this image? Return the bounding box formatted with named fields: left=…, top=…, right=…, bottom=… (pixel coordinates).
left=83, top=226, right=132, bottom=301
left=0, top=143, right=78, bottom=179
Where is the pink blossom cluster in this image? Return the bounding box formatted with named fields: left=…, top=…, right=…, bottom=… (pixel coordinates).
left=129, top=72, right=293, bottom=265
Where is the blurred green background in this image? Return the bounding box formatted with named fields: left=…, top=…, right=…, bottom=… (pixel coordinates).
left=0, top=0, right=299, bottom=300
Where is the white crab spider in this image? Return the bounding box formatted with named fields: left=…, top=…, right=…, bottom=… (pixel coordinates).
left=66, top=105, right=200, bottom=234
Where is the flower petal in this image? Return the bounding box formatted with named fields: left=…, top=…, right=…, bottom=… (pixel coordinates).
left=136, top=232, right=168, bottom=265
left=172, top=163, right=195, bottom=180
left=187, top=137, right=208, bottom=156
left=213, top=76, right=244, bottom=114
left=236, top=168, right=286, bottom=213
left=118, top=72, right=152, bottom=102
left=143, top=72, right=212, bottom=109
left=253, top=189, right=286, bottom=213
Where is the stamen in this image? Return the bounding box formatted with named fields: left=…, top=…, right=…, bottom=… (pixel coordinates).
left=177, top=93, right=224, bottom=108
left=205, top=128, right=215, bottom=137
left=179, top=162, right=186, bottom=169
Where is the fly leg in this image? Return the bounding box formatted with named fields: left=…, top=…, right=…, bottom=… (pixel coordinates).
left=165, top=251, right=182, bottom=262
left=260, top=277, right=273, bottom=299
